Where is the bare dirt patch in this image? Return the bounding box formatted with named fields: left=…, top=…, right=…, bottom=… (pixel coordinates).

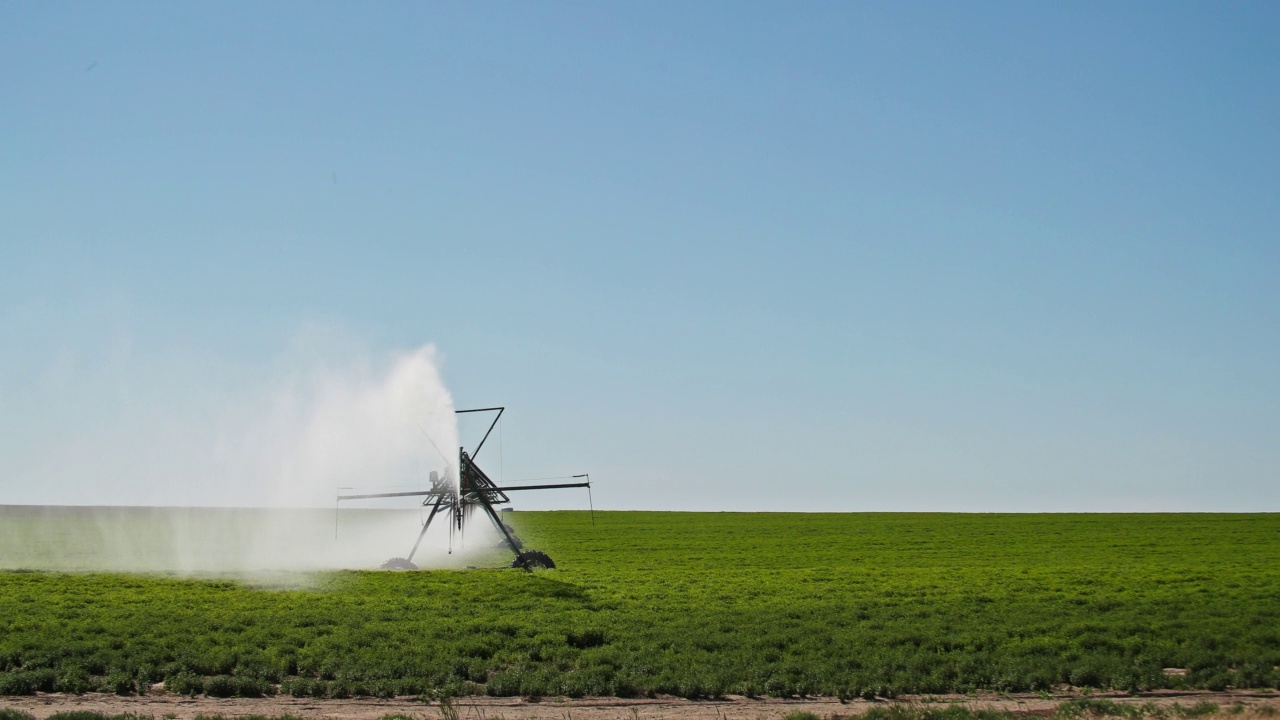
left=3, top=691, right=1279, bottom=720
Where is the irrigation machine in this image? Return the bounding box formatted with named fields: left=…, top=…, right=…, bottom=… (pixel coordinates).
left=337, top=407, right=591, bottom=571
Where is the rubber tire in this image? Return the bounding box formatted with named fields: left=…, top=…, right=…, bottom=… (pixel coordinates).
left=511, top=550, right=555, bottom=570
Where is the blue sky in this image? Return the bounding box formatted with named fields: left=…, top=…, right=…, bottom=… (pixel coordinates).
left=2, top=2, right=1278, bottom=511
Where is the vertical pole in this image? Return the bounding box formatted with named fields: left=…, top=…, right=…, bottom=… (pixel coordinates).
left=574, top=475, right=594, bottom=528
left=588, top=486, right=596, bottom=528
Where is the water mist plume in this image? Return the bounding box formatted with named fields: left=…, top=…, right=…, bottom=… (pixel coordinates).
left=0, top=339, right=467, bottom=573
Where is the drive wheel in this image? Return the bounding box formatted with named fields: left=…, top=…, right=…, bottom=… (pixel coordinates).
left=511, top=550, right=555, bottom=570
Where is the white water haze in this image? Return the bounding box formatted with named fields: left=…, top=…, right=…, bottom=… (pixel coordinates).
left=246, top=343, right=459, bottom=509
left=0, top=339, right=490, bottom=573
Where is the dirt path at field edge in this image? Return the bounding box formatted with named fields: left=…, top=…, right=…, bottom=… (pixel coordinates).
left=4, top=691, right=1279, bottom=720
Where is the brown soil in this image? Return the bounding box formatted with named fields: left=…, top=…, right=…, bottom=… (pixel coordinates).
left=3, top=690, right=1279, bottom=720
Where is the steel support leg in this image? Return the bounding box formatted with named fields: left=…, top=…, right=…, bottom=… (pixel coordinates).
left=477, top=499, right=522, bottom=560
left=407, top=495, right=446, bottom=563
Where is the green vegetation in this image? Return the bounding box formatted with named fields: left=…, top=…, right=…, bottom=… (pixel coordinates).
left=0, top=512, right=1278, bottom=699
left=0, top=705, right=1264, bottom=720
left=1054, top=700, right=1228, bottom=719
left=858, top=708, right=1017, bottom=720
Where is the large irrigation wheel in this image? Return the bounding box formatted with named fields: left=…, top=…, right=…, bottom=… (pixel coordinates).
left=511, top=550, right=555, bottom=570
left=380, top=557, right=418, bottom=570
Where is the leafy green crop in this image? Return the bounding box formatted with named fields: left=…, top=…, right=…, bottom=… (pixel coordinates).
left=1, top=512, right=1277, bottom=698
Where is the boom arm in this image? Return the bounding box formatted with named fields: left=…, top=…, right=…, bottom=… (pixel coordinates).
left=337, top=482, right=588, bottom=503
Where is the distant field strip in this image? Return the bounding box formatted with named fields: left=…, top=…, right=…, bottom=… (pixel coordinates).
left=1, top=511, right=1277, bottom=698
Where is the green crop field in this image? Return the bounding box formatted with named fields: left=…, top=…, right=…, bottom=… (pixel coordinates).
left=1, top=511, right=1278, bottom=700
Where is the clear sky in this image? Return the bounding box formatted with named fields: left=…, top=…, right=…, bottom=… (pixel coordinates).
left=3, top=2, right=1278, bottom=512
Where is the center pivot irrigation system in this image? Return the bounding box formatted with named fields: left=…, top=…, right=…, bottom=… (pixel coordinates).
left=337, top=407, right=591, bottom=570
